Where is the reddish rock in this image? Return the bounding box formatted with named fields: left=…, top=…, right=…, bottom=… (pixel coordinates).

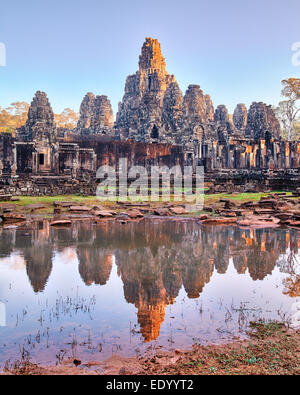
left=169, top=207, right=188, bottom=215
left=54, top=201, right=75, bottom=208
left=153, top=208, right=170, bottom=216
left=199, top=214, right=209, bottom=220
left=219, top=210, right=237, bottom=217
left=93, top=210, right=114, bottom=217
left=24, top=204, right=46, bottom=211
left=201, top=217, right=237, bottom=225
left=128, top=209, right=144, bottom=219
left=69, top=206, right=92, bottom=212
left=50, top=219, right=72, bottom=226
left=0, top=213, right=26, bottom=223
left=286, top=220, right=300, bottom=227
left=237, top=216, right=280, bottom=228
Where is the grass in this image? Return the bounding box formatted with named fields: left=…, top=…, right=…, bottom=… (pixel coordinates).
left=0, top=191, right=293, bottom=216
left=141, top=320, right=300, bottom=375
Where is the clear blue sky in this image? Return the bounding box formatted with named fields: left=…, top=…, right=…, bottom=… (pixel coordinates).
left=0, top=0, right=299, bottom=116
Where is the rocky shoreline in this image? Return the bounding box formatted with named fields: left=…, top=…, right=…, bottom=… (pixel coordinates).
left=1, top=191, right=300, bottom=230
left=2, top=321, right=299, bottom=375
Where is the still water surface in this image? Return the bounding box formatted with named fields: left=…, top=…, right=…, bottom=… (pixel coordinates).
left=0, top=219, right=299, bottom=369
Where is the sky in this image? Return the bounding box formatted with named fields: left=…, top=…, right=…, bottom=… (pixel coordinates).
left=0, top=0, right=299, bottom=117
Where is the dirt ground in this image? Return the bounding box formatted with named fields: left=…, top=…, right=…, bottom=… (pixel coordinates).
left=2, top=321, right=299, bottom=375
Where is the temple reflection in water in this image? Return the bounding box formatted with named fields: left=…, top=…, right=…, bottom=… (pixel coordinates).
left=0, top=220, right=299, bottom=342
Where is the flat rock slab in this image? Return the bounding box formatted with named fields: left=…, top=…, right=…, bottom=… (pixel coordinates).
left=24, top=204, right=46, bottom=211
left=0, top=194, right=12, bottom=201
left=117, top=202, right=150, bottom=207
left=50, top=220, right=72, bottom=226
left=286, top=220, right=300, bottom=227
left=169, top=207, right=188, bottom=215
left=53, top=202, right=75, bottom=207
left=69, top=206, right=92, bottom=212
left=153, top=208, right=170, bottom=216
left=0, top=213, right=26, bottom=222
left=237, top=216, right=280, bottom=228
left=127, top=209, right=144, bottom=218
left=219, top=210, right=237, bottom=217
left=201, top=217, right=237, bottom=225
left=93, top=210, right=114, bottom=217
left=254, top=209, right=279, bottom=215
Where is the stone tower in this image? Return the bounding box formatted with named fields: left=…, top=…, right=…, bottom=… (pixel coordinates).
left=245, top=102, right=281, bottom=139
left=17, top=91, right=56, bottom=142
left=233, top=103, right=247, bottom=131
left=115, top=38, right=176, bottom=142
left=75, top=93, right=114, bottom=135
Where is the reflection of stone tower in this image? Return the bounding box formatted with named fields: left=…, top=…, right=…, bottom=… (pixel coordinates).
left=182, top=259, right=214, bottom=299
left=137, top=300, right=172, bottom=342
left=25, top=245, right=53, bottom=293
left=78, top=250, right=113, bottom=286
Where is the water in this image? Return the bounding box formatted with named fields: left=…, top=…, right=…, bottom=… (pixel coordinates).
left=0, top=219, right=299, bottom=369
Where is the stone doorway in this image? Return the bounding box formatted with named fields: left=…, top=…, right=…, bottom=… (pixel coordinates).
left=151, top=125, right=159, bottom=139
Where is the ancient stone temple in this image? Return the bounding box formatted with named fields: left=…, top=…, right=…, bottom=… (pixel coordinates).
left=245, top=102, right=281, bottom=139
left=233, top=104, right=248, bottom=131
left=17, top=91, right=56, bottom=142
left=75, top=93, right=114, bottom=136
left=0, top=37, right=300, bottom=195
left=115, top=37, right=176, bottom=142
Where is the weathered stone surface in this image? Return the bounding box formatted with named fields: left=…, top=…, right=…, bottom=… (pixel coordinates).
left=76, top=93, right=114, bottom=136
left=127, top=209, right=144, bottom=218
left=153, top=208, right=170, bottom=216
left=182, top=85, right=214, bottom=143
left=245, top=102, right=281, bottom=139
left=183, top=85, right=213, bottom=127
left=68, top=206, right=92, bottom=212
left=201, top=217, right=237, bottom=225
left=90, top=95, right=114, bottom=133
left=115, top=37, right=176, bottom=142
left=24, top=203, right=45, bottom=211
left=17, top=91, right=56, bottom=142
left=233, top=104, right=247, bottom=131
left=214, top=105, right=234, bottom=135
left=161, top=82, right=184, bottom=143
left=3, top=37, right=300, bottom=196
left=93, top=210, right=114, bottom=217
left=169, top=206, right=188, bottom=215
left=237, top=216, right=280, bottom=228
left=0, top=213, right=26, bottom=222
left=50, top=219, right=72, bottom=226
left=76, top=92, right=95, bottom=130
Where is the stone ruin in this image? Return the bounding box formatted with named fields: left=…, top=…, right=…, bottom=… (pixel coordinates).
left=75, top=92, right=114, bottom=136
left=0, top=37, right=300, bottom=195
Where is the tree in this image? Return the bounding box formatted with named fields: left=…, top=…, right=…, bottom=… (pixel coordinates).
left=0, top=102, right=30, bottom=133
left=54, top=108, right=79, bottom=129
left=275, top=78, right=300, bottom=141
left=0, top=102, right=79, bottom=133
